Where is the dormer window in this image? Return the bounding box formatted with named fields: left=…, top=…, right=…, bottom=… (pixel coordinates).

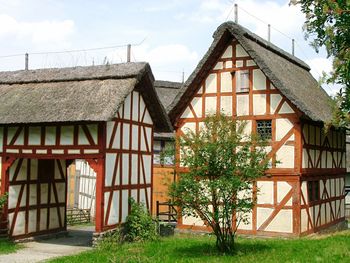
left=236, top=70, right=250, bottom=93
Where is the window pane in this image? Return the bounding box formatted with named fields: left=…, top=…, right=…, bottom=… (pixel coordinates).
left=256, top=120, right=272, bottom=140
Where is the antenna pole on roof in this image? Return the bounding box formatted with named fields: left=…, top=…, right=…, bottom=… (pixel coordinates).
left=234, top=4, right=238, bottom=23
left=268, top=24, right=271, bottom=42
left=25, top=53, right=29, bottom=70
left=127, top=44, right=131, bottom=62
left=182, top=69, right=185, bottom=83
left=292, top=39, right=295, bottom=56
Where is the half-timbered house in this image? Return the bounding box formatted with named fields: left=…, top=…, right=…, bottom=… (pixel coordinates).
left=0, top=62, right=171, bottom=239
left=168, top=22, right=347, bottom=237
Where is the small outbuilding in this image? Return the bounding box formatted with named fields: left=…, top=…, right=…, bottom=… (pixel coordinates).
left=0, top=62, right=171, bottom=238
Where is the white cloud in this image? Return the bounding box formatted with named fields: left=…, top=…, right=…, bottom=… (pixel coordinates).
left=0, top=14, right=74, bottom=45
left=175, top=0, right=229, bottom=23
left=105, top=43, right=198, bottom=81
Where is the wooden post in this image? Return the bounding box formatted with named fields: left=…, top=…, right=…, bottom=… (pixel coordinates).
left=25, top=53, right=29, bottom=70
left=127, top=44, right=131, bottom=62
left=292, top=39, right=295, bottom=56
left=268, top=24, right=271, bottom=42
left=234, top=4, right=238, bottom=23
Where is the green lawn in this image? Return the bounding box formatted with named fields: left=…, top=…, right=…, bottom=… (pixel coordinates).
left=50, top=230, right=350, bottom=263
left=0, top=238, right=21, bottom=255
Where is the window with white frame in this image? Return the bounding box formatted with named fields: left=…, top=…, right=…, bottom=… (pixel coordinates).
left=236, top=70, right=250, bottom=93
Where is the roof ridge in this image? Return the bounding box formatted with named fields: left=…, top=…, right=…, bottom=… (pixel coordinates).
left=0, top=62, right=148, bottom=85
left=215, top=21, right=310, bottom=71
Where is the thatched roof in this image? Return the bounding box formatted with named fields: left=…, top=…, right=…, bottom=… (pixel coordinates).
left=154, top=80, right=182, bottom=112
left=0, top=63, right=172, bottom=132
left=169, top=22, right=333, bottom=124
left=153, top=80, right=181, bottom=140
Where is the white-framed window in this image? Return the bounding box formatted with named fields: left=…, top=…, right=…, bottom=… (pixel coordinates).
left=236, top=70, right=250, bottom=93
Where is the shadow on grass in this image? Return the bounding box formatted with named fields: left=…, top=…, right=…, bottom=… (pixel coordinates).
left=173, top=239, right=270, bottom=258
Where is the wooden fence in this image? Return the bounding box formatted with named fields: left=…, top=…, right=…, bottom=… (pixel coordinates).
left=66, top=208, right=91, bottom=225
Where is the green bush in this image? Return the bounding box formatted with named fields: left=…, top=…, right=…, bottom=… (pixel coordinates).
left=124, top=198, right=158, bottom=242
left=0, top=193, right=8, bottom=210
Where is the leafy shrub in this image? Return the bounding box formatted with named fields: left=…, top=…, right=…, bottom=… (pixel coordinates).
left=124, top=198, right=158, bottom=242
left=0, top=193, right=8, bottom=210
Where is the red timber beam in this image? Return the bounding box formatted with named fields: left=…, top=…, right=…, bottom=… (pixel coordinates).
left=1, top=156, right=16, bottom=224
left=86, top=158, right=105, bottom=232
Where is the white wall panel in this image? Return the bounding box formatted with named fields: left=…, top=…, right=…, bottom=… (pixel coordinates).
left=257, top=181, right=273, bottom=204
left=191, top=97, right=202, bottom=118
left=205, top=74, right=217, bottom=93
left=60, top=126, right=74, bottom=145
left=236, top=44, right=248, bottom=57
left=28, top=127, right=41, bottom=145
left=221, top=45, right=232, bottom=58
left=252, top=69, right=266, bottom=90
left=270, top=94, right=282, bottom=114
left=236, top=95, right=249, bottom=116
left=253, top=94, right=266, bottom=115
left=205, top=96, right=217, bottom=115
left=220, top=96, right=232, bottom=115
left=265, top=209, right=293, bottom=233
left=221, top=72, right=232, bottom=92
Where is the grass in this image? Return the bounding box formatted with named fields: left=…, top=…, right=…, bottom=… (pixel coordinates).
left=50, top=230, right=350, bottom=263
left=0, top=238, right=21, bottom=255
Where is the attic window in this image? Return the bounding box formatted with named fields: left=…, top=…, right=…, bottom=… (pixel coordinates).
left=236, top=70, right=250, bottom=93
left=256, top=120, right=272, bottom=140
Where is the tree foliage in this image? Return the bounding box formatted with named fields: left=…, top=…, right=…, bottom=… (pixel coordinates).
left=0, top=193, right=8, bottom=210
left=291, top=0, right=350, bottom=127
left=170, top=114, right=269, bottom=253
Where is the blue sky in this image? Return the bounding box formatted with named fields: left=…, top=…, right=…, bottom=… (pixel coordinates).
left=0, top=0, right=338, bottom=95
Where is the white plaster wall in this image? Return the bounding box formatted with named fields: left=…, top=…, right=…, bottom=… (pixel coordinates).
left=277, top=182, right=292, bottom=206
left=221, top=72, right=232, bottom=92
left=181, top=107, right=194, bottom=119
left=205, top=96, right=217, bottom=115
left=301, top=209, right=308, bottom=232
left=206, top=74, right=217, bottom=93
left=221, top=45, right=232, bottom=58
left=265, top=209, right=293, bottom=233
left=236, top=44, right=249, bottom=57
left=60, top=126, right=74, bottom=145
left=182, top=215, right=205, bottom=226
left=252, top=69, right=266, bottom=90
left=236, top=95, right=249, bottom=116
left=220, top=96, right=232, bottom=115
left=28, top=127, right=41, bottom=145
left=253, top=94, right=266, bottom=115
left=257, top=207, right=273, bottom=229
left=191, top=97, right=202, bottom=118
left=270, top=94, right=282, bottom=114
left=8, top=159, right=66, bottom=237
left=214, top=62, right=223, bottom=70
left=45, top=127, right=56, bottom=145
left=237, top=212, right=252, bottom=230
left=279, top=102, right=294, bottom=114
left=257, top=181, right=273, bottom=204
left=276, top=119, right=294, bottom=141
left=276, top=145, right=294, bottom=168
